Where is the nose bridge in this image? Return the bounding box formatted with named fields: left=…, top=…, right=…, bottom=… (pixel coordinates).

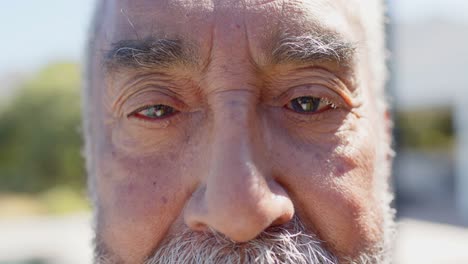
left=205, top=92, right=274, bottom=240
left=182, top=90, right=294, bottom=242
left=208, top=89, right=265, bottom=202
left=210, top=89, right=259, bottom=152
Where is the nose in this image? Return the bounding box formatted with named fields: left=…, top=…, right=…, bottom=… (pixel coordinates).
left=184, top=92, right=294, bottom=242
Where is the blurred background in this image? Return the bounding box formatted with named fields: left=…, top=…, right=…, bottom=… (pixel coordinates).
left=0, top=0, right=467, bottom=263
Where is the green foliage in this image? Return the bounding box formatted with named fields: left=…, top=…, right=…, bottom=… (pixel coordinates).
left=0, top=62, right=85, bottom=194
left=395, top=107, right=454, bottom=151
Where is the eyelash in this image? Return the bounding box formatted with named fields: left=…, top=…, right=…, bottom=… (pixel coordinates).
left=127, top=104, right=182, bottom=129
left=275, top=85, right=348, bottom=123
left=128, top=105, right=177, bottom=119
left=126, top=88, right=345, bottom=127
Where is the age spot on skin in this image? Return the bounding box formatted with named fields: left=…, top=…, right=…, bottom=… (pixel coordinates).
left=335, top=164, right=346, bottom=176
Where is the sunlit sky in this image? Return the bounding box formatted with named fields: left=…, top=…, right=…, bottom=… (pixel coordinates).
left=0, top=0, right=467, bottom=75
left=0, top=0, right=95, bottom=75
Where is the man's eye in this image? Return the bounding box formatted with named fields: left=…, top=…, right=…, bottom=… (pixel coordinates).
left=285, top=96, right=336, bottom=114
left=131, top=105, right=177, bottom=119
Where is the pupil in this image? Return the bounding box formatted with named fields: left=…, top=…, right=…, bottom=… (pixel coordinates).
left=293, top=97, right=320, bottom=112
left=155, top=108, right=164, bottom=117
left=146, top=105, right=173, bottom=118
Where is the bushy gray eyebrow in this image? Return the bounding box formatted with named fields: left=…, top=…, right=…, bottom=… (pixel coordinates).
left=103, top=31, right=355, bottom=71
left=271, top=32, right=357, bottom=66
left=104, top=38, right=196, bottom=70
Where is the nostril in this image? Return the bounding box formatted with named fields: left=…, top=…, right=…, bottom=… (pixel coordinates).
left=271, top=211, right=294, bottom=227
left=190, top=221, right=208, bottom=232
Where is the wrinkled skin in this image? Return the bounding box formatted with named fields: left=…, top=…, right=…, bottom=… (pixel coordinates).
left=86, top=0, right=393, bottom=263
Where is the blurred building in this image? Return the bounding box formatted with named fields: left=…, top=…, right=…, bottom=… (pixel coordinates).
left=392, top=18, right=468, bottom=225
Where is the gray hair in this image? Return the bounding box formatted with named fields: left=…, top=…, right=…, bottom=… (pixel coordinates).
left=95, top=214, right=394, bottom=264
left=84, top=1, right=395, bottom=262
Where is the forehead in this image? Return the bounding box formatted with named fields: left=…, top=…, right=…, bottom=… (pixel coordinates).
left=101, top=0, right=364, bottom=56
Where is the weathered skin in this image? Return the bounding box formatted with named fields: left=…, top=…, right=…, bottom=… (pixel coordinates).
left=87, top=0, right=391, bottom=263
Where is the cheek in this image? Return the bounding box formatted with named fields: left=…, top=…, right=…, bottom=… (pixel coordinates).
left=111, top=121, right=179, bottom=154
left=272, top=116, right=382, bottom=257
left=102, top=156, right=179, bottom=217
left=95, top=150, right=191, bottom=261
left=109, top=111, right=204, bottom=155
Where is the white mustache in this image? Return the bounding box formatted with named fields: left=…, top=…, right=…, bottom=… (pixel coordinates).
left=143, top=215, right=338, bottom=264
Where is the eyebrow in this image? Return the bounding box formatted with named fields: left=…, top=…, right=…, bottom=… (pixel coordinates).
left=104, top=31, right=356, bottom=71
left=271, top=31, right=357, bottom=66
left=104, top=38, right=196, bottom=70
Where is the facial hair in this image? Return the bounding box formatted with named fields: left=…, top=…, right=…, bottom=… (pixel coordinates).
left=94, top=146, right=396, bottom=264
left=143, top=215, right=338, bottom=264
left=95, top=212, right=394, bottom=264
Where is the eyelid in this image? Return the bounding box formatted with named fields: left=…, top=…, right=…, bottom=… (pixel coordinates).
left=276, top=85, right=348, bottom=109
left=127, top=104, right=178, bottom=118
left=120, top=89, right=187, bottom=118
left=283, top=107, right=340, bottom=123
left=126, top=103, right=187, bottom=129
left=128, top=110, right=181, bottom=129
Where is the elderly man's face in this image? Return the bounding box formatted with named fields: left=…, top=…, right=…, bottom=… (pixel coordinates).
left=87, top=0, right=394, bottom=263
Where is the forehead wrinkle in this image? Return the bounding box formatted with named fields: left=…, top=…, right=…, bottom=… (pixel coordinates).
left=102, top=0, right=357, bottom=88
left=199, top=0, right=260, bottom=84
left=227, top=0, right=358, bottom=69
left=104, top=1, right=226, bottom=76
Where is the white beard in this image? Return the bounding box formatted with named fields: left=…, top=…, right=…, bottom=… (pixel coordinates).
left=94, top=179, right=396, bottom=264
left=144, top=215, right=337, bottom=264
left=94, top=143, right=396, bottom=264
left=141, top=213, right=393, bottom=264
left=95, top=212, right=394, bottom=264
